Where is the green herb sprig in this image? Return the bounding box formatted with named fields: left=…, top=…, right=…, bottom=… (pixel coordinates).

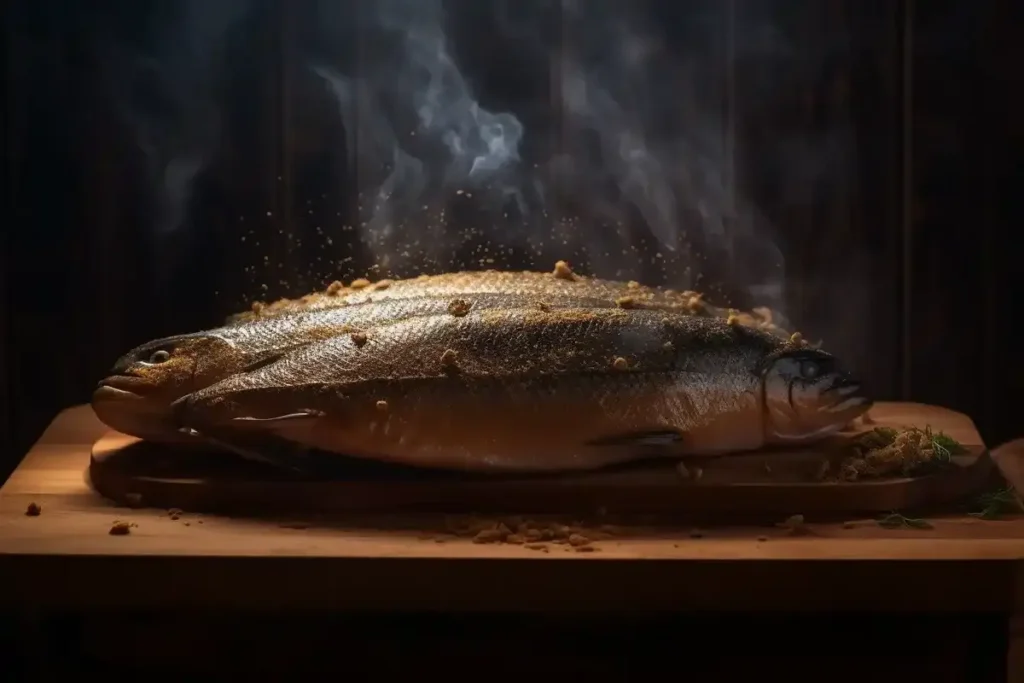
left=969, top=487, right=1023, bottom=520
left=877, top=512, right=933, bottom=530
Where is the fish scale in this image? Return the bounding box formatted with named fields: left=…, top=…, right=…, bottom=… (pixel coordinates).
left=96, top=271, right=863, bottom=468
left=174, top=309, right=856, bottom=473
left=232, top=268, right=791, bottom=340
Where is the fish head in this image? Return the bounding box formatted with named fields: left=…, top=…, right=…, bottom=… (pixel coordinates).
left=762, top=347, right=872, bottom=444
left=92, top=332, right=244, bottom=440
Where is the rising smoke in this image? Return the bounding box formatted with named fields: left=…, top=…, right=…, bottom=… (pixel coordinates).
left=311, top=0, right=787, bottom=314
left=117, top=0, right=858, bottom=324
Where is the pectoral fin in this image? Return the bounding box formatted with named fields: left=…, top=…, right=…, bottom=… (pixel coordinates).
left=179, top=426, right=313, bottom=476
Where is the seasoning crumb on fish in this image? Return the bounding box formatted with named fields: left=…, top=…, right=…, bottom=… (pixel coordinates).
left=790, top=332, right=804, bottom=345
left=25, top=502, right=41, bottom=517
left=726, top=311, right=740, bottom=326
left=552, top=260, right=575, bottom=280
left=447, top=298, right=472, bottom=317
left=612, top=356, right=629, bottom=370
left=350, top=278, right=371, bottom=290
left=537, top=301, right=551, bottom=312
left=687, top=296, right=703, bottom=312
left=627, top=280, right=640, bottom=289
left=375, top=279, right=393, bottom=290
left=615, top=296, right=637, bottom=309
left=663, top=341, right=674, bottom=351
left=350, top=331, right=368, bottom=348
left=440, top=348, right=459, bottom=368
left=326, top=281, right=345, bottom=295
left=251, top=301, right=266, bottom=315
left=375, top=400, right=389, bottom=413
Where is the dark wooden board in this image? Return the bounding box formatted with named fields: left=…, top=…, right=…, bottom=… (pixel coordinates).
left=88, top=402, right=991, bottom=517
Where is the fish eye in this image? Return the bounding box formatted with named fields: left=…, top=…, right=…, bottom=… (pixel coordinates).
left=799, top=359, right=821, bottom=380
left=147, top=349, right=171, bottom=364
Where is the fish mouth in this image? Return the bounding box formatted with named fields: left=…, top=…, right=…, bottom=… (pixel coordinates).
left=96, top=375, right=148, bottom=397
left=92, top=381, right=183, bottom=441
left=94, top=385, right=140, bottom=401
left=825, top=377, right=872, bottom=417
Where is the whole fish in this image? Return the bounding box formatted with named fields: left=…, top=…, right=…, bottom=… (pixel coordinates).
left=92, top=292, right=623, bottom=442
left=230, top=262, right=789, bottom=337
left=93, top=267, right=787, bottom=443
left=174, top=308, right=870, bottom=473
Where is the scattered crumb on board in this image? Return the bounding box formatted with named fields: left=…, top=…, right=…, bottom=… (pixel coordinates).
left=25, top=502, right=41, bottom=517
left=431, top=516, right=624, bottom=552
left=109, top=521, right=134, bottom=536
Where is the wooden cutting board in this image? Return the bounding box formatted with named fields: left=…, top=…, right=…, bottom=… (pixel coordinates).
left=88, top=402, right=993, bottom=518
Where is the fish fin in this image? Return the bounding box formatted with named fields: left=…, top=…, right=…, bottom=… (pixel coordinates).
left=586, top=430, right=685, bottom=448
left=180, top=426, right=312, bottom=475
left=228, top=410, right=325, bottom=426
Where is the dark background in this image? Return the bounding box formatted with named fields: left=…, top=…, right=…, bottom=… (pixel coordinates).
left=2, top=0, right=1020, bottom=478
left=1, top=2, right=1021, bottom=679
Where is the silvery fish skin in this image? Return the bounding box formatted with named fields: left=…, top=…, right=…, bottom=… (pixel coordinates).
left=176, top=309, right=870, bottom=473
left=92, top=292, right=631, bottom=442
left=231, top=267, right=789, bottom=337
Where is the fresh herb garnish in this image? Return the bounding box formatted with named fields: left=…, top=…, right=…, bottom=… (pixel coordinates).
left=877, top=512, right=933, bottom=530
left=842, top=427, right=966, bottom=481
left=931, top=432, right=968, bottom=463
left=969, top=487, right=1023, bottom=520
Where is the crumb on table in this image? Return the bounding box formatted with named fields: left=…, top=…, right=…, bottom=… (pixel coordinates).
left=109, top=521, right=132, bottom=536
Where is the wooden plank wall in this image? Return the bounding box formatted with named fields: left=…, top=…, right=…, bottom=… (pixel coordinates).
left=1, top=0, right=1018, bottom=479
